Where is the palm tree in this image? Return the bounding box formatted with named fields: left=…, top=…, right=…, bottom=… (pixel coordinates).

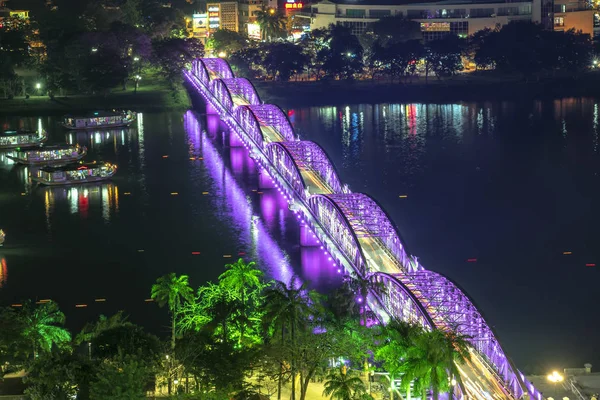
left=219, top=258, right=263, bottom=344
left=400, top=329, right=471, bottom=400
left=75, top=311, right=130, bottom=345
left=323, top=367, right=367, bottom=400
left=151, top=273, right=194, bottom=350
left=19, top=300, right=71, bottom=359
left=262, top=276, right=320, bottom=400
left=344, top=271, right=386, bottom=376
left=375, top=320, right=425, bottom=400
left=255, top=6, right=286, bottom=42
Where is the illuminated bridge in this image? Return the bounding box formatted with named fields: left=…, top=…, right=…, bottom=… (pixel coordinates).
left=184, top=59, right=543, bottom=400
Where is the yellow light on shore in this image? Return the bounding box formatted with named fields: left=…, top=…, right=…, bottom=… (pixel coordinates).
left=218, top=51, right=227, bottom=58
left=547, top=371, right=564, bottom=383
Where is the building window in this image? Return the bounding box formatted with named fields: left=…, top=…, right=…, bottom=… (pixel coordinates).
left=469, top=8, right=494, bottom=17
left=312, top=7, right=318, bottom=13
left=594, top=12, right=600, bottom=27
left=369, top=9, right=391, bottom=18
left=346, top=9, right=366, bottom=17
left=554, top=4, right=566, bottom=12
left=407, top=9, right=432, bottom=18
left=554, top=16, right=564, bottom=26
left=339, top=20, right=370, bottom=35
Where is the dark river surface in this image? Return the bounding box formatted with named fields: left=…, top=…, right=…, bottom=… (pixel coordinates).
left=1, top=98, right=598, bottom=372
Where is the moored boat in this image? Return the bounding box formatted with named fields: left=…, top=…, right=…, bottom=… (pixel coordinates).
left=32, top=162, right=117, bottom=186
left=62, top=110, right=136, bottom=130
left=0, top=130, right=47, bottom=150
left=6, top=144, right=87, bottom=166
left=0, top=229, right=5, bottom=246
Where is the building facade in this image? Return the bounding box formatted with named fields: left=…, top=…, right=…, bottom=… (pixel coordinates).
left=206, top=1, right=240, bottom=32
left=297, top=0, right=594, bottom=39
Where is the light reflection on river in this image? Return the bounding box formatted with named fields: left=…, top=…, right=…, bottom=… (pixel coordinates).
left=1, top=97, right=599, bottom=370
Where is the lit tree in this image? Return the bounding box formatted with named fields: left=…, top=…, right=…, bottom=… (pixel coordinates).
left=322, top=367, right=368, bottom=400
left=400, top=329, right=470, bottom=400
left=219, top=258, right=264, bottom=345
left=151, top=273, right=194, bottom=350
left=19, top=300, right=71, bottom=359
left=256, top=6, right=286, bottom=42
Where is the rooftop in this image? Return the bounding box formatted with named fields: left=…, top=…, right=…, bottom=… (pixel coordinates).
left=317, top=0, right=530, bottom=5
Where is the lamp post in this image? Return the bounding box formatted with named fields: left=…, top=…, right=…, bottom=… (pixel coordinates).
left=35, top=83, right=41, bottom=96
left=547, top=371, right=564, bottom=398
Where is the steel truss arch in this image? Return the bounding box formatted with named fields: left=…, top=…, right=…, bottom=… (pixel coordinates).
left=199, top=57, right=234, bottom=80
left=398, top=269, right=540, bottom=400
left=220, top=78, right=261, bottom=106
left=308, top=194, right=368, bottom=272
left=191, top=59, right=210, bottom=85
left=265, top=141, right=345, bottom=201
left=242, top=104, right=295, bottom=142
left=324, top=193, right=412, bottom=272
left=235, top=106, right=265, bottom=149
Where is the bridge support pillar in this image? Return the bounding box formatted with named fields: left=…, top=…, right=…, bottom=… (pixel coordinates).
left=258, top=171, right=275, bottom=189
left=300, top=223, right=320, bottom=247
left=207, top=114, right=220, bottom=136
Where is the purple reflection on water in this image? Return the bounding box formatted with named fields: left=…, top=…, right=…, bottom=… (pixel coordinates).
left=300, top=247, right=339, bottom=287
left=229, top=147, right=257, bottom=178
left=184, top=111, right=293, bottom=283
left=207, top=114, right=220, bottom=136
left=259, top=190, right=278, bottom=228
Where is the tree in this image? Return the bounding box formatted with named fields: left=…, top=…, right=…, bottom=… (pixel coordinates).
left=425, top=34, right=464, bottom=79
left=229, top=46, right=263, bottom=77
left=374, top=320, right=424, bottom=399
left=151, top=273, right=194, bottom=350
left=319, top=24, right=364, bottom=80
left=84, top=48, right=128, bottom=94
left=206, top=29, right=247, bottom=56
left=400, top=329, right=471, bottom=400
left=89, top=355, right=150, bottom=400
left=24, top=351, right=95, bottom=400
left=92, top=324, right=163, bottom=367
left=300, top=28, right=328, bottom=79
left=261, top=42, right=308, bottom=81
left=219, top=258, right=264, bottom=344
left=371, top=16, right=422, bottom=45
left=256, top=6, right=286, bottom=41
left=75, top=311, right=131, bottom=346
left=153, top=38, right=205, bottom=88
left=262, top=277, right=322, bottom=400
left=322, top=367, right=367, bottom=400
left=18, top=300, right=71, bottom=359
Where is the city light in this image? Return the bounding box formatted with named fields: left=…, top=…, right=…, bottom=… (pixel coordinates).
left=218, top=51, right=226, bottom=58
left=35, top=83, right=41, bottom=89
left=547, top=371, right=564, bottom=383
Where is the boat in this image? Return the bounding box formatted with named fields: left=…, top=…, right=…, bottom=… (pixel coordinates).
left=0, top=229, right=4, bottom=246
left=0, top=130, right=47, bottom=150
left=6, top=144, right=87, bottom=166
left=31, top=162, right=117, bottom=186
left=62, top=110, right=136, bottom=130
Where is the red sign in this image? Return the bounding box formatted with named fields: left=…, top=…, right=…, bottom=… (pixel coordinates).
left=285, top=3, right=302, bottom=9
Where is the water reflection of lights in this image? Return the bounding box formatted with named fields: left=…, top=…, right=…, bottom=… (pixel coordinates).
left=184, top=111, right=293, bottom=283
left=0, top=258, right=7, bottom=288
left=66, top=129, right=131, bottom=150
left=42, top=183, right=120, bottom=226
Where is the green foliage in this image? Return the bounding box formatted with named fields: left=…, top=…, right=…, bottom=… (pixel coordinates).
left=89, top=355, right=150, bottom=400
left=24, top=351, right=95, bottom=400
left=19, top=300, right=72, bottom=359
left=75, top=311, right=131, bottom=345
left=255, top=7, right=287, bottom=41
left=425, top=34, right=464, bottom=78
left=322, top=367, right=367, bottom=400
left=92, top=324, right=163, bottom=367
left=262, top=42, right=309, bottom=81
left=318, top=24, right=364, bottom=80
left=206, top=29, right=248, bottom=56
left=153, top=38, right=205, bottom=88
left=371, top=16, right=422, bottom=44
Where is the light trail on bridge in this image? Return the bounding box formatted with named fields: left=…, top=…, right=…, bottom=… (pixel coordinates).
left=184, top=58, right=544, bottom=400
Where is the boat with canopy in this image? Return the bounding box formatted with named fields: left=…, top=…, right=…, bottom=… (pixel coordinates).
left=7, top=144, right=87, bottom=166
left=32, top=162, right=117, bottom=186
left=62, top=110, right=136, bottom=130
left=0, top=130, right=47, bottom=150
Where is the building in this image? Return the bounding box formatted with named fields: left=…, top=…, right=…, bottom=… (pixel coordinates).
left=297, top=0, right=594, bottom=39
left=206, top=1, right=240, bottom=32
left=238, top=0, right=264, bottom=38
left=187, top=13, right=209, bottom=42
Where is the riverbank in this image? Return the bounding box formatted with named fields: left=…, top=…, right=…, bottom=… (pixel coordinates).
left=0, top=87, right=190, bottom=116
left=253, top=71, right=600, bottom=107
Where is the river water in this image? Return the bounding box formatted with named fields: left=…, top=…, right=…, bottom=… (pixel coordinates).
left=0, top=98, right=598, bottom=372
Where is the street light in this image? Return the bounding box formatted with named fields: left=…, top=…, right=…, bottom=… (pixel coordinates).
left=218, top=51, right=226, bottom=58
left=547, top=371, right=564, bottom=397
left=35, top=82, right=41, bottom=95
left=134, top=75, right=142, bottom=94
left=134, top=56, right=140, bottom=62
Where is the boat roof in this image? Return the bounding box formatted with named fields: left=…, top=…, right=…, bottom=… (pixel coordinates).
left=21, top=145, right=75, bottom=151
left=1, top=130, right=38, bottom=136
left=40, top=162, right=109, bottom=172
left=64, top=110, right=130, bottom=118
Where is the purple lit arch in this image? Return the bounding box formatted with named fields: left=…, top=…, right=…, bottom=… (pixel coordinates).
left=209, top=78, right=260, bottom=113
left=240, top=105, right=296, bottom=142
left=235, top=106, right=265, bottom=149
left=199, top=58, right=234, bottom=80
left=266, top=141, right=345, bottom=200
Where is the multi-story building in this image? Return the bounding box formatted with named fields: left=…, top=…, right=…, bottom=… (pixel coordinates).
left=297, top=0, right=594, bottom=39
left=238, top=0, right=264, bottom=38
left=206, top=1, right=240, bottom=32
